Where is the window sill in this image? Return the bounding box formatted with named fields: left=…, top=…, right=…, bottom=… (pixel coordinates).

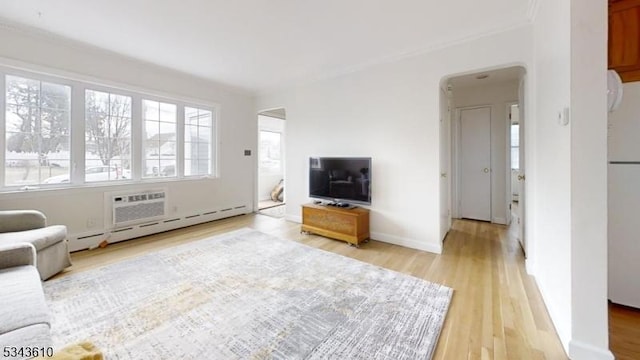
left=0, top=175, right=218, bottom=198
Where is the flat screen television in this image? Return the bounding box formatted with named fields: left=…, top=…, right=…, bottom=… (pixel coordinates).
left=309, top=157, right=371, bottom=205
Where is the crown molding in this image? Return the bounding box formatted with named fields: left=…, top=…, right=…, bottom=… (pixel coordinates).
left=257, top=20, right=531, bottom=96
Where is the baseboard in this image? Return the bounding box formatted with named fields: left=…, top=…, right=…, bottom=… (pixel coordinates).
left=533, top=276, right=571, bottom=354
left=370, top=231, right=442, bottom=254
left=525, top=258, right=536, bottom=276
left=568, top=340, right=615, bottom=360
left=284, top=213, right=441, bottom=254
left=285, top=214, right=302, bottom=223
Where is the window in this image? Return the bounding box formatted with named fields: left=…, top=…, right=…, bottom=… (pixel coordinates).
left=5, top=75, right=71, bottom=186
left=184, top=107, right=213, bottom=177
left=511, top=123, right=520, bottom=170
left=0, top=67, right=217, bottom=191
left=143, top=100, right=176, bottom=178
left=85, top=90, right=132, bottom=182
left=259, top=130, right=282, bottom=174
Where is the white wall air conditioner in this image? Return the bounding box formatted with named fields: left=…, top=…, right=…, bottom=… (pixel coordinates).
left=112, top=190, right=167, bottom=227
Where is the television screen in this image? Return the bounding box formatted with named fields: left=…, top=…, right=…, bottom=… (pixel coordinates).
left=309, top=157, right=371, bottom=205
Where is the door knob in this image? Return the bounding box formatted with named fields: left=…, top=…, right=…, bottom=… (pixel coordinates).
left=518, top=175, right=526, bottom=181
left=483, top=168, right=489, bottom=173
left=440, top=173, right=447, bottom=178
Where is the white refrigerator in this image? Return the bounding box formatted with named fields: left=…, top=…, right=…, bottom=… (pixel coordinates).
left=608, top=162, right=640, bottom=308
left=608, top=82, right=640, bottom=309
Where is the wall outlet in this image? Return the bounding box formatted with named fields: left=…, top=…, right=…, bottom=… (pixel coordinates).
left=172, top=205, right=178, bottom=213
left=86, top=217, right=96, bottom=228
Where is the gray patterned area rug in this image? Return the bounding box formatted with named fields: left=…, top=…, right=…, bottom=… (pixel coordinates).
left=44, top=228, right=453, bottom=359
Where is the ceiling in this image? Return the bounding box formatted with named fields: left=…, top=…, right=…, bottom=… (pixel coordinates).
left=0, top=1, right=533, bottom=94
left=448, top=66, right=525, bottom=89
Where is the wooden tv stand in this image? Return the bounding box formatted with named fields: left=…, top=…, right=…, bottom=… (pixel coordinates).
left=301, top=203, right=370, bottom=247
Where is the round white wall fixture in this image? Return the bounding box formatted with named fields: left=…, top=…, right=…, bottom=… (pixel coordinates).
left=607, top=70, right=624, bottom=113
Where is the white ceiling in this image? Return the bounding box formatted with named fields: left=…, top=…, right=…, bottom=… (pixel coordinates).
left=0, top=1, right=533, bottom=93
left=448, top=66, right=525, bottom=89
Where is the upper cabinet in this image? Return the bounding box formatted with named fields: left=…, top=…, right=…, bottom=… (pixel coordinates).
left=609, top=0, right=640, bottom=82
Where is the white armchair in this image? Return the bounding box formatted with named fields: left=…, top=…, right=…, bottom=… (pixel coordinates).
left=0, top=243, right=53, bottom=356
left=0, top=210, right=71, bottom=280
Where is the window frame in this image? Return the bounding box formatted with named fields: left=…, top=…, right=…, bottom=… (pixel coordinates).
left=84, top=87, right=134, bottom=184
left=183, top=105, right=217, bottom=179
left=3, top=70, right=75, bottom=189
left=0, top=64, right=219, bottom=193
left=141, top=98, right=178, bottom=179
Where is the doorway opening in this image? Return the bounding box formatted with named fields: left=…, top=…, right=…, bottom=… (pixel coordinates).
left=257, top=109, right=286, bottom=218
left=440, top=66, right=526, bottom=254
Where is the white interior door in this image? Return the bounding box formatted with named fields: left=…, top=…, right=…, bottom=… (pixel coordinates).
left=439, top=87, right=451, bottom=241
left=517, top=79, right=526, bottom=254
left=459, top=107, right=491, bottom=221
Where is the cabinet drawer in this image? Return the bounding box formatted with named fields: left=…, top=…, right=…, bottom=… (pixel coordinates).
left=303, top=208, right=356, bottom=235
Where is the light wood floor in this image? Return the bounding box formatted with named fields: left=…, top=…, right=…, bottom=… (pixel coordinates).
left=56, top=214, right=570, bottom=359
left=609, top=303, right=640, bottom=360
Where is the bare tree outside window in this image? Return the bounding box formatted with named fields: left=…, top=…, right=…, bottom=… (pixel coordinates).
left=85, top=90, right=132, bottom=182
left=4, top=75, right=70, bottom=186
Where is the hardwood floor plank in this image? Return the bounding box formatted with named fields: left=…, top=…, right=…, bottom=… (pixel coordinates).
left=54, top=214, right=575, bottom=359
left=609, top=303, right=640, bottom=360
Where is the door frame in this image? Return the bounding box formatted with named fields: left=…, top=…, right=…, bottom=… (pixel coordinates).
left=505, top=101, right=519, bottom=226
left=255, top=108, right=286, bottom=213
left=452, top=104, right=493, bottom=220
left=439, top=85, right=452, bottom=243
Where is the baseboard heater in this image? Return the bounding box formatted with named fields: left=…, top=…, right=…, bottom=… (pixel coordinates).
left=68, top=204, right=250, bottom=252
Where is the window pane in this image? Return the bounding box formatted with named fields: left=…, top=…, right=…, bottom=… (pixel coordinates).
left=160, top=159, right=175, bottom=177
left=143, top=100, right=159, bottom=121
left=110, top=94, right=131, bottom=117
left=198, top=110, right=212, bottom=127
left=160, top=103, right=176, bottom=123
left=41, top=82, right=70, bottom=110
left=142, top=100, right=176, bottom=178
left=511, top=147, right=520, bottom=170
left=511, top=124, right=520, bottom=146
left=183, top=107, right=214, bottom=176
left=85, top=90, right=131, bottom=182
left=185, top=125, right=198, bottom=141
left=6, top=76, right=39, bottom=106
left=144, top=159, right=160, bottom=177
left=86, top=90, right=109, bottom=115
left=185, top=107, right=198, bottom=124
left=145, top=120, right=160, bottom=138
left=259, top=131, right=282, bottom=174
left=5, top=75, right=71, bottom=187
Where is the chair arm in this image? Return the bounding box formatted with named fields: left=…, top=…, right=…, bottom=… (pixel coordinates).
left=0, top=243, right=36, bottom=269
left=0, top=210, right=47, bottom=233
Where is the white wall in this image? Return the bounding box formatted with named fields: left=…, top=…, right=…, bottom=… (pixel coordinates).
left=568, top=0, right=612, bottom=358
left=451, top=81, right=518, bottom=224
left=530, top=0, right=573, bottom=350
left=257, top=4, right=611, bottom=356
left=258, top=115, right=285, bottom=201
left=257, top=25, right=533, bottom=254
left=532, top=0, right=612, bottom=358
left=0, top=27, right=257, bottom=249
